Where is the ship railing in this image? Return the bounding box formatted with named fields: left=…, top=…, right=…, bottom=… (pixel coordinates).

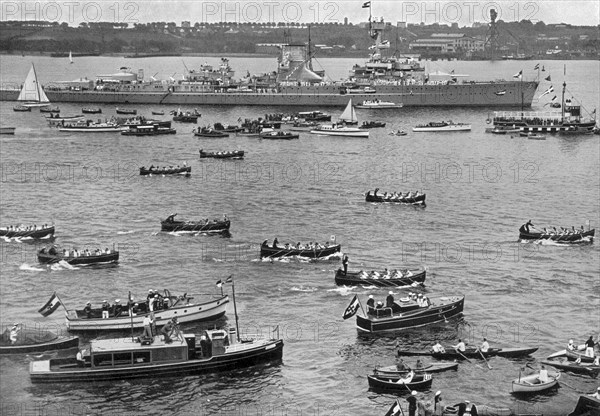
left=493, top=111, right=562, bottom=119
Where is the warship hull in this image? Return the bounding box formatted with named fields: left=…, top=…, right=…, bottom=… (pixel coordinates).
left=0, top=81, right=538, bottom=107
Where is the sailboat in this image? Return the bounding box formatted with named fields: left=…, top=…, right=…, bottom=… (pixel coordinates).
left=338, top=99, right=359, bottom=125
left=16, top=64, right=51, bottom=108
left=69, top=51, right=73, bottom=64
left=310, top=99, right=369, bottom=137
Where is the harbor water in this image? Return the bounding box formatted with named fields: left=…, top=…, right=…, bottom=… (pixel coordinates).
left=0, top=56, right=599, bottom=415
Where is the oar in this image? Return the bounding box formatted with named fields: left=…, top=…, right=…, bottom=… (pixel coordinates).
left=560, top=378, right=587, bottom=393
left=479, top=349, right=492, bottom=370
left=455, top=349, right=472, bottom=363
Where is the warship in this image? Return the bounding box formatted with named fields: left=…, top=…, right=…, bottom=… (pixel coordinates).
left=1, top=20, right=538, bottom=108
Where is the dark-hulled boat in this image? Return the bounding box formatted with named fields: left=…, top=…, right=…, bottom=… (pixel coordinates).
left=0, top=225, right=55, bottom=239
left=139, top=166, right=191, bottom=176
left=37, top=246, right=119, bottom=265
left=199, top=150, right=244, bottom=159
left=194, top=128, right=228, bottom=138
left=214, top=123, right=243, bottom=132
left=397, top=346, right=539, bottom=360
left=65, top=293, right=229, bottom=331
left=359, top=121, right=386, bottom=129
left=541, top=359, right=600, bottom=377
left=0, top=326, right=79, bottom=355
left=367, top=373, right=433, bottom=392
left=40, top=106, right=60, bottom=113
left=82, top=107, right=102, bottom=114
left=298, top=111, right=331, bottom=122
left=374, top=362, right=458, bottom=376
left=334, top=269, right=426, bottom=287
left=173, top=110, right=200, bottom=123
left=121, top=126, right=176, bottom=136
left=260, top=242, right=341, bottom=259
left=30, top=328, right=283, bottom=383
left=365, top=190, right=426, bottom=205
left=357, top=296, right=464, bottom=333
left=259, top=131, right=299, bottom=140
left=568, top=396, right=600, bottom=416
left=161, top=214, right=230, bottom=233
left=519, top=228, right=595, bottom=243
left=0, top=127, right=16, bottom=135
left=115, top=107, right=137, bottom=115
left=13, top=105, right=31, bottom=112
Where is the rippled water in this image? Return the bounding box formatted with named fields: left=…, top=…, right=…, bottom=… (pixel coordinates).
left=0, top=56, right=599, bottom=415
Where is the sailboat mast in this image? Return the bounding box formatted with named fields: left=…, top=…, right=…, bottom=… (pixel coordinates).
left=307, top=25, right=314, bottom=70
left=32, top=64, right=42, bottom=103
left=231, top=277, right=241, bottom=342
left=561, top=81, right=566, bottom=122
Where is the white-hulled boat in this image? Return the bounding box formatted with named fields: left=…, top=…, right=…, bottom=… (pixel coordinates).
left=17, top=64, right=52, bottom=108
left=46, top=115, right=85, bottom=126
left=310, top=124, right=369, bottom=137
left=355, top=99, right=403, bottom=109
left=413, top=121, right=472, bottom=132
left=59, top=121, right=125, bottom=132
left=511, top=370, right=560, bottom=394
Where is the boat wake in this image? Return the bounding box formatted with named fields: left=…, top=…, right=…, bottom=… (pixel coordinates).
left=326, top=286, right=356, bottom=296
left=290, top=285, right=318, bottom=292
left=522, top=237, right=594, bottom=246
left=117, top=230, right=136, bottom=235
left=48, top=261, right=79, bottom=270
left=19, top=263, right=46, bottom=272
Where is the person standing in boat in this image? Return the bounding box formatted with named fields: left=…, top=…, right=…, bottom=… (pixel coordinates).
left=366, top=295, right=375, bottom=310
left=9, top=323, right=20, bottom=344
left=101, top=300, right=110, bottom=319
left=519, top=220, right=535, bottom=234
left=342, top=255, right=349, bottom=275
left=585, top=335, right=596, bottom=357
left=386, top=291, right=395, bottom=308
left=83, top=301, right=92, bottom=318
left=142, top=314, right=153, bottom=340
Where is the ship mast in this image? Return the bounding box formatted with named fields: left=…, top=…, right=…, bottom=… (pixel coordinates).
left=307, top=25, right=314, bottom=71
left=561, top=81, right=566, bottom=122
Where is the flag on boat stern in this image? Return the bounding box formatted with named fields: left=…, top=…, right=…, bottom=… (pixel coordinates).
left=534, top=63, right=540, bottom=70
left=384, top=399, right=403, bottom=416
left=539, top=86, right=554, bottom=98
left=216, top=279, right=223, bottom=288
left=545, top=75, right=551, bottom=81
left=342, top=295, right=361, bottom=320
left=362, top=1, right=371, bottom=8
left=38, top=292, right=62, bottom=317
left=226, top=275, right=233, bottom=283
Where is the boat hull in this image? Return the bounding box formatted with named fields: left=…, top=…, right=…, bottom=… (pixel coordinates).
left=0, top=335, right=79, bottom=355
left=565, top=350, right=597, bottom=363
left=397, top=346, right=539, bottom=360
left=541, top=360, right=600, bottom=377
left=0, top=81, right=539, bottom=107
left=0, top=127, right=16, bottom=135
left=511, top=371, right=560, bottom=394
left=367, top=374, right=433, bottom=392
left=65, top=296, right=229, bottom=331
left=0, top=226, right=55, bottom=239
left=374, top=362, right=458, bottom=375
left=334, top=269, right=426, bottom=287
left=161, top=219, right=230, bottom=233
left=366, top=193, right=426, bottom=205
left=260, top=244, right=341, bottom=259
left=38, top=251, right=119, bottom=265
left=199, top=150, right=244, bottom=159
left=568, top=396, right=600, bottom=416
left=30, top=339, right=283, bottom=383
left=140, top=167, right=191, bottom=176
left=357, top=296, right=464, bottom=333
left=519, top=229, right=594, bottom=242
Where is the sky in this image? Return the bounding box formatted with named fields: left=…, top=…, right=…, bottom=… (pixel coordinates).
left=1, top=1, right=599, bottom=27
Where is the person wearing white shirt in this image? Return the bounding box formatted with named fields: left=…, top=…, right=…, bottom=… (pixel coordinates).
left=480, top=338, right=490, bottom=353
left=453, top=339, right=466, bottom=352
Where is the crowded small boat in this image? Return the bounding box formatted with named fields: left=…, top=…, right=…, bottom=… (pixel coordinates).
left=334, top=268, right=426, bottom=287
left=260, top=239, right=341, bottom=259
left=194, top=127, right=228, bottom=137
left=161, top=213, right=230, bottom=233
left=259, top=130, right=299, bottom=140
left=412, top=121, right=471, bottom=132
left=139, top=164, right=191, bottom=176
left=359, top=121, right=386, bottom=129
left=519, top=220, right=595, bottom=243
left=1, top=223, right=54, bottom=239
left=199, top=149, right=244, bottom=159
left=365, top=189, right=426, bottom=205
left=82, top=107, right=102, bottom=114
left=172, top=109, right=201, bottom=123
left=38, top=245, right=119, bottom=265
left=355, top=99, right=403, bottom=109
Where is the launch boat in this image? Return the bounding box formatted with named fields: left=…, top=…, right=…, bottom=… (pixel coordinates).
left=161, top=214, right=230, bottom=233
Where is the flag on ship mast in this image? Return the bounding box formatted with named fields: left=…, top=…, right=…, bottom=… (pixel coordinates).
left=362, top=1, right=371, bottom=7
left=539, top=85, right=554, bottom=98
left=534, top=63, right=539, bottom=70
left=513, top=70, right=523, bottom=79
left=545, top=75, right=551, bottom=81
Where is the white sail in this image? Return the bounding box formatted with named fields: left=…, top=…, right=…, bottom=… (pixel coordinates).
left=69, top=51, right=73, bottom=63
left=17, top=64, right=50, bottom=105
left=339, top=99, right=357, bottom=123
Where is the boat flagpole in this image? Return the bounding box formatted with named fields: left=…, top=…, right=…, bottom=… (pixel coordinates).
left=128, top=291, right=134, bottom=341
left=561, top=81, right=566, bottom=122
left=230, top=275, right=241, bottom=342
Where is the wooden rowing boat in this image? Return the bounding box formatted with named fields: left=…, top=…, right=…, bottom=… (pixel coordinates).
left=374, top=362, right=458, bottom=376
left=397, top=346, right=538, bottom=359
left=334, top=269, right=426, bottom=287
left=541, top=359, right=600, bottom=377
left=367, top=373, right=433, bottom=392
left=511, top=371, right=560, bottom=394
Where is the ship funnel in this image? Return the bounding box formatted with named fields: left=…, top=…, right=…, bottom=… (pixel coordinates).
left=137, top=69, right=144, bottom=81
left=229, top=327, right=237, bottom=345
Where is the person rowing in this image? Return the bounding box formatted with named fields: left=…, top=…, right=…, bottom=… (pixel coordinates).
left=452, top=339, right=466, bottom=352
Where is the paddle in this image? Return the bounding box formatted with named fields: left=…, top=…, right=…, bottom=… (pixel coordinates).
left=560, top=379, right=587, bottom=393
left=455, top=349, right=472, bottom=363
left=479, top=349, right=492, bottom=370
